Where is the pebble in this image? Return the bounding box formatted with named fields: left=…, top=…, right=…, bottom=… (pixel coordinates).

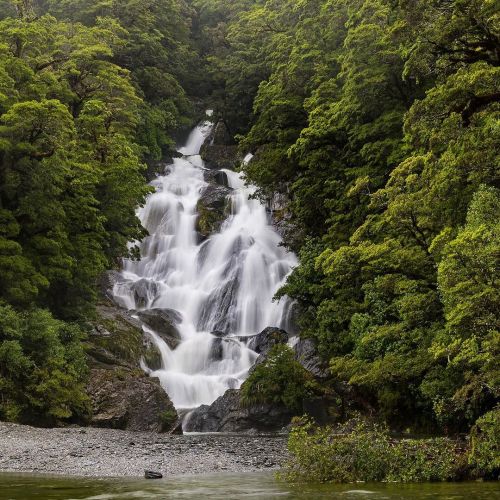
left=0, top=422, right=288, bottom=478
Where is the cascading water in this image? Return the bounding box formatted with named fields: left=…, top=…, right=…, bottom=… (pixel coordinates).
left=113, top=117, right=297, bottom=417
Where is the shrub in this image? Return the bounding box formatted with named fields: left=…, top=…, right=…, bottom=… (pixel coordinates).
left=240, top=344, right=318, bottom=412
left=281, top=417, right=467, bottom=483
left=0, top=303, right=90, bottom=425
left=469, top=408, right=500, bottom=479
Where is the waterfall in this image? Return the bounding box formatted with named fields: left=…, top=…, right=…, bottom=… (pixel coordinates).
left=113, top=116, right=297, bottom=414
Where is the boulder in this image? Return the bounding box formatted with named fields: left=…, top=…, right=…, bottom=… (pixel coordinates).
left=246, top=327, right=289, bottom=356
left=130, top=279, right=159, bottom=309
left=196, top=184, right=232, bottom=238
left=136, top=308, right=182, bottom=349
left=90, top=302, right=149, bottom=368
left=184, top=389, right=292, bottom=433
left=87, top=368, right=181, bottom=433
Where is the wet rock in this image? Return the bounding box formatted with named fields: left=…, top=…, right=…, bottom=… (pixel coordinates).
left=209, top=338, right=224, bottom=361
left=211, top=330, right=227, bottom=338
left=98, top=270, right=123, bottom=302
left=145, top=470, right=163, bottom=479
left=142, top=336, right=163, bottom=371
left=121, top=278, right=159, bottom=309
left=87, top=369, right=180, bottom=433
left=293, top=337, right=329, bottom=379
left=90, top=302, right=146, bottom=368
left=136, top=308, right=182, bottom=349
left=184, top=389, right=292, bottom=433
left=246, top=327, right=289, bottom=356
left=204, top=169, right=229, bottom=188
left=200, top=120, right=242, bottom=170
left=196, top=184, right=232, bottom=238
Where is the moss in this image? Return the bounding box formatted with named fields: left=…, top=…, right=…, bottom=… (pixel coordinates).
left=91, top=318, right=143, bottom=364
left=159, top=408, right=178, bottom=432
left=143, top=342, right=163, bottom=371
left=196, top=202, right=228, bottom=237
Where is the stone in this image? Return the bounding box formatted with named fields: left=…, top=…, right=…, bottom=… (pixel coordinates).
left=184, top=389, right=292, bottom=433
left=196, top=184, right=232, bottom=238
left=98, top=270, right=123, bottom=302
left=129, top=279, right=159, bottom=309
left=87, top=369, right=180, bottom=433
left=90, top=302, right=146, bottom=368
left=137, top=308, right=182, bottom=349
left=246, top=327, right=289, bottom=355
left=144, top=470, right=163, bottom=479
left=204, top=169, right=229, bottom=188
left=200, top=120, right=242, bottom=170
left=293, top=337, right=329, bottom=379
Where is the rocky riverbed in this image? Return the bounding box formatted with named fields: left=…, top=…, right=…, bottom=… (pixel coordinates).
left=0, top=422, right=288, bottom=478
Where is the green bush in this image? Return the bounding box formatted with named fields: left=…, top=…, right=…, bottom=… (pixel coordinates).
left=240, top=344, right=318, bottom=412
left=0, top=303, right=90, bottom=425
left=469, top=408, right=500, bottom=479
left=281, top=417, right=467, bottom=483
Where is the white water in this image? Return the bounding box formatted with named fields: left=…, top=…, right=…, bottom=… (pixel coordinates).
left=113, top=118, right=297, bottom=412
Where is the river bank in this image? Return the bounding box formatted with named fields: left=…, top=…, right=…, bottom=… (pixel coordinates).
left=0, top=422, right=287, bottom=478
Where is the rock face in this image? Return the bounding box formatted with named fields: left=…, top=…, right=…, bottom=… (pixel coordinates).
left=137, top=308, right=182, bottom=349
left=204, top=169, right=229, bottom=187
left=200, top=120, right=241, bottom=170
left=98, top=270, right=123, bottom=302
left=87, top=368, right=179, bottom=433
left=293, top=337, right=329, bottom=379
left=196, top=183, right=232, bottom=238
left=184, top=389, right=292, bottom=433
left=87, top=298, right=181, bottom=433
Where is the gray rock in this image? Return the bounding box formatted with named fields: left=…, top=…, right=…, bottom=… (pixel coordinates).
left=204, top=169, right=229, bottom=187
left=145, top=470, right=163, bottom=479
left=129, top=279, right=159, bottom=309
left=184, top=389, right=292, bottom=433
left=87, top=369, right=180, bottom=433
left=293, top=337, right=329, bottom=378
left=246, top=327, right=289, bottom=355
left=200, top=120, right=242, bottom=170
left=137, top=308, right=182, bottom=349
left=98, top=270, right=123, bottom=301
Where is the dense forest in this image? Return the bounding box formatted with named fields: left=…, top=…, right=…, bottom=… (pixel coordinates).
left=0, top=0, right=498, bottom=466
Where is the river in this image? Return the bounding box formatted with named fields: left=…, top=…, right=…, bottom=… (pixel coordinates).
left=1, top=472, right=498, bottom=499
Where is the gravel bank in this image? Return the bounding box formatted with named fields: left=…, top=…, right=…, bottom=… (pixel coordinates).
left=0, top=422, right=288, bottom=478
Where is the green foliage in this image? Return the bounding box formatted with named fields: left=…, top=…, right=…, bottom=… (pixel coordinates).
left=0, top=303, right=90, bottom=424
left=469, top=408, right=500, bottom=479
left=0, top=0, right=196, bottom=425
left=240, top=344, right=318, bottom=412
left=209, top=0, right=499, bottom=433
left=282, top=417, right=467, bottom=483
left=159, top=408, right=179, bottom=432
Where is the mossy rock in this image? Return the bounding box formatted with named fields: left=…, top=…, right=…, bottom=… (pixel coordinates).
left=196, top=184, right=232, bottom=238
